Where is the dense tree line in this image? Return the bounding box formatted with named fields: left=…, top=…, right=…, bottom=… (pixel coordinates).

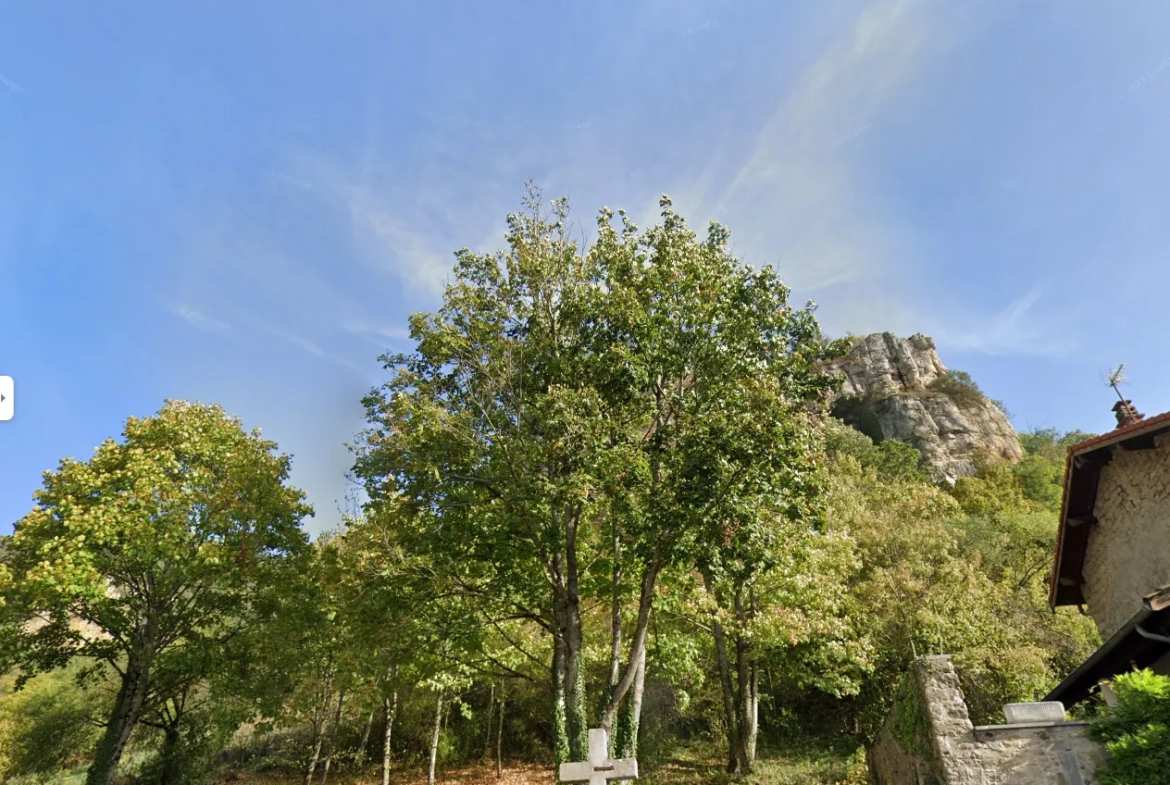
left=0, top=189, right=1099, bottom=785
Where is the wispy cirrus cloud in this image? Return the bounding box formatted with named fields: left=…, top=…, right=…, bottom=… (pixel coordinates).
left=654, top=0, right=1076, bottom=359
left=341, top=320, right=413, bottom=353
left=686, top=0, right=936, bottom=294
left=171, top=303, right=231, bottom=332
left=926, top=287, right=1074, bottom=358
left=342, top=187, right=454, bottom=297
left=251, top=320, right=367, bottom=375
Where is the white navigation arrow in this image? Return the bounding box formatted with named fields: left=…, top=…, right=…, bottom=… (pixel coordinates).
left=0, top=376, right=13, bottom=421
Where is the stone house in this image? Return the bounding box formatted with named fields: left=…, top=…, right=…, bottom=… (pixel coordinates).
left=1045, top=410, right=1170, bottom=707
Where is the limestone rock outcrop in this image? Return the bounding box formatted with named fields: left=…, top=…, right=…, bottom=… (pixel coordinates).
left=826, top=332, right=1022, bottom=480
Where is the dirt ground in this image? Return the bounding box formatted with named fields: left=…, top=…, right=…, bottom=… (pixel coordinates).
left=224, top=762, right=557, bottom=785
left=221, top=759, right=735, bottom=785
left=218, top=748, right=860, bottom=785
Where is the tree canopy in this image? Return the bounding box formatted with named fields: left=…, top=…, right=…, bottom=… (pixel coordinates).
left=0, top=400, right=313, bottom=785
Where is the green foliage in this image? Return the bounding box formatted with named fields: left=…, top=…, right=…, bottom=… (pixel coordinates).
left=837, top=746, right=870, bottom=785
left=1090, top=670, right=1170, bottom=785
left=0, top=666, right=106, bottom=781
left=1012, top=428, right=1095, bottom=513
left=812, top=427, right=1100, bottom=733
left=1018, top=427, right=1095, bottom=463
left=823, top=419, right=928, bottom=483
left=926, top=369, right=985, bottom=409
left=1009, top=453, right=1064, bottom=512
left=950, top=456, right=1033, bottom=517
left=2, top=399, right=313, bottom=678
left=888, top=674, right=925, bottom=754
left=0, top=400, right=313, bottom=785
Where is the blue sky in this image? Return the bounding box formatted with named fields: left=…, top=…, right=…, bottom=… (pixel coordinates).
left=3, top=0, right=1170, bottom=537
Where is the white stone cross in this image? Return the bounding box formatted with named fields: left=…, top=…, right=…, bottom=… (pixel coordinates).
left=558, top=728, right=638, bottom=785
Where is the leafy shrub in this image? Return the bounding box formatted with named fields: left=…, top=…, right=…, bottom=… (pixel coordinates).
left=0, top=667, right=105, bottom=781
left=823, top=418, right=929, bottom=483
left=949, top=454, right=1031, bottom=517
left=838, top=746, right=870, bottom=785
left=1018, top=428, right=1095, bottom=463
left=1090, top=669, right=1170, bottom=785
left=217, top=726, right=312, bottom=774
left=926, top=370, right=985, bottom=409
left=1010, top=428, right=1097, bottom=513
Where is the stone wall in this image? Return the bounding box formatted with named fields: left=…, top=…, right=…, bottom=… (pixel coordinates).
left=1082, top=433, right=1170, bottom=639
left=867, top=668, right=944, bottom=785
left=869, top=656, right=1104, bottom=785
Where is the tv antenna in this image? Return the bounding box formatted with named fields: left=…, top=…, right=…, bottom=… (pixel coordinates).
left=1106, top=364, right=1144, bottom=427
left=1108, top=364, right=1127, bottom=402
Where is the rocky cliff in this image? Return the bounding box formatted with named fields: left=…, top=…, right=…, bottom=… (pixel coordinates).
left=826, top=333, right=1022, bottom=480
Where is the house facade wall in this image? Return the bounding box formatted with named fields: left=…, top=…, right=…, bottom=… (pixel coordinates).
left=1082, top=434, right=1170, bottom=640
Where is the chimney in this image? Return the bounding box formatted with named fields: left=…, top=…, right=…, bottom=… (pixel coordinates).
left=1113, top=399, right=1145, bottom=428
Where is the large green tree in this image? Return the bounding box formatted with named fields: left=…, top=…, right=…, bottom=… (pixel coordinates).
left=353, top=185, right=843, bottom=763
left=0, top=400, right=312, bottom=785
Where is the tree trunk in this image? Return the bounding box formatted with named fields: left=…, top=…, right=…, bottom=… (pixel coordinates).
left=319, top=689, right=347, bottom=785
left=484, top=684, right=495, bottom=759
left=552, top=632, right=570, bottom=763
left=381, top=691, right=397, bottom=785
left=617, top=651, right=646, bottom=761
left=304, top=666, right=335, bottom=785
left=357, top=703, right=376, bottom=769
left=600, top=558, right=662, bottom=733
left=158, top=722, right=184, bottom=785
left=747, top=660, right=759, bottom=764
left=86, top=649, right=152, bottom=785
left=427, top=691, right=444, bottom=785
left=733, top=590, right=754, bottom=775
left=495, top=693, right=506, bottom=779
left=304, top=727, right=325, bottom=785
left=562, top=518, right=588, bottom=762
left=603, top=515, right=624, bottom=756
left=701, top=568, right=740, bottom=774
left=712, top=621, right=740, bottom=773
left=564, top=644, right=588, bottom=762
left=157, top=691, right=192, bottom=785
left=304, top=664, right=336, bottom=785
left=747, top=589, right=759, bottom=763
left=607, top=516, right=623, bottom=703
